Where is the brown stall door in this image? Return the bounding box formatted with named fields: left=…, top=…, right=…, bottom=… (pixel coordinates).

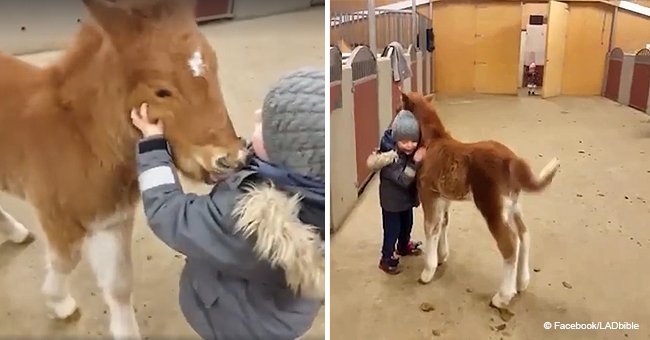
left=474, top=2, right=521, bottom=94
left=604, top=59, right=622, bottom=101
left=542, top=0, right=569, bottom=98
left=629, top=63, right=650, bottom=112
left=196, top=0, right=233, bottom=22
left=353, top=78, right=380, bottom=189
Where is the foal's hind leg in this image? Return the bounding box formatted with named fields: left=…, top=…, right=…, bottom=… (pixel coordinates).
left=39, top=216, right=85, bottom=319
left=0, top=204, right=32, bottom=243
left=437, top=206, right=450, bottom=264
left=510, top=195, right=530, bottom=292
left=419, top=196, right=449, bottom=284
left=475, top=193, right=519, bottom=308
left=85, top=210, right=140, bottom=340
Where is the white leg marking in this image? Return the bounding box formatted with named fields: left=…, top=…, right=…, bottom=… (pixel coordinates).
left=491, top=248, right=519, bottom=308
left=513, top=197, right=530, bottom=292
left=0, top=206, right=31, bottom=243
left=491, top=196, right=519, bottom=308
left=517, top=230, right=530, bottom=292
left=420, top=199, right=447, bottom=283
left=42, top=252, right=79, bottom=319
left=86, top=213, right=140, bottom=340
left=501, top=196, right=515, bottom=227
left=437, top=201, right=450, bottom=264
left=419, top=224, right=439, bottom=283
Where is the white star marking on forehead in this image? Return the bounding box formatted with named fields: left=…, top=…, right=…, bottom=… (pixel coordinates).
left=188, top=49, right=206, bottom=77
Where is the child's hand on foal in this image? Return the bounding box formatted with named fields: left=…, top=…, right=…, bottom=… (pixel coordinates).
left=413, top=147, right=426, bottom=163
left=131, top=103, right=165, bottom=138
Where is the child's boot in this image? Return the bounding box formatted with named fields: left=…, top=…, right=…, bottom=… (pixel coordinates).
left=397, top=240, right=423, bottom=256
left=378, top=256, right=401, bottom=275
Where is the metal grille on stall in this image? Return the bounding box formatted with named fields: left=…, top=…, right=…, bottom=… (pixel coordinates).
left=331, top=46, right=343, bottom=112
left=330, top=1, right=434, bottom=96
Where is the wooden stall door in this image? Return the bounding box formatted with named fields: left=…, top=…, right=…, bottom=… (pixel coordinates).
left=353, top=78, right=380, bottom=188
left=474, top=3, right=521, bottom=94
left=542, top=0, right=569, bottom=98
left=561, top=3, right=613, bottom=96
left=431, top=3, right=476, bottom=95
left=604, top=49, right=624, bottom=101
left=629, top=54, right=650, bottom=112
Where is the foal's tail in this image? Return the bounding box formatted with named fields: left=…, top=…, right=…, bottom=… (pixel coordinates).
left=509, top=157, right=560, bottom=193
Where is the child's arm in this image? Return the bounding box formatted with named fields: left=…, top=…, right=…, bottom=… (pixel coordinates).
left=380, top=158, right=420, bottom=188
left=366, top=149, right=398, bottom=171
left=381, top=147, right=426, bottom=188
left=367, top=129, right=399, bottom=171
left=136, top=136, right=324, bottom=298
left=135, top=135, right=263, bottom=272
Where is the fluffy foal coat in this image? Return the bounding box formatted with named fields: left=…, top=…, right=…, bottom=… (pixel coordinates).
left=0, top=0, right=248, bottom=338
left=401, top=92, right=560, bottom=308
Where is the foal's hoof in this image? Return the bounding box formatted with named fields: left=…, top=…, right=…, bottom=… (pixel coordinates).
left=8, top=224, right=34, bottom=244
left=62, top=308, right=82, bottom=323
left=48, top=296, right=80, bottom=321
left=13, top=232, right=35, bottom=245
left=490, top=292, right=514, bottom=309
left=517, top=277, right=530, bottom=293
left=418, top=269, right=435, bottom=284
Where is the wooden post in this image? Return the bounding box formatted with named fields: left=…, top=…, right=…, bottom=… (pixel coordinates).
left=368, top=0, right=377, bottom=54
left=412, top=0, right=418, bottom=48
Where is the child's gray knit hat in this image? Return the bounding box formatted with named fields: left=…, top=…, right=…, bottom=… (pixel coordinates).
left=262, top=68, right=325, bottom=180
left=391, top=110, right=420, bottom=142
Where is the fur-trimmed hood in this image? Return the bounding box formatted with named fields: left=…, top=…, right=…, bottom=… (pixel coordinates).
left=233, top=182, right=325, bottom=301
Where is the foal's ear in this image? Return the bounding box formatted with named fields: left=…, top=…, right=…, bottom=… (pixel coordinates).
left=401, top=92, right=415, bottom=111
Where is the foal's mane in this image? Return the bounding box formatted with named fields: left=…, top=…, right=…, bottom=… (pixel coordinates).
left=50, top=28, right=118, bottom=106
left=401, top=92, right=450, bottom=145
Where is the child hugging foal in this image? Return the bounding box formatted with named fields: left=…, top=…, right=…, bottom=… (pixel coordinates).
left=366, top=110, right=426, bottom=275
left=130, top=68, right=325, bottom=339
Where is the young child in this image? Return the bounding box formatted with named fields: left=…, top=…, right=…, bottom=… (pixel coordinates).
left=527, top=62, right=538, bottom=96
left=366, top=110, right=425, bottom=275
left=130, top=68, right=325, bottom=339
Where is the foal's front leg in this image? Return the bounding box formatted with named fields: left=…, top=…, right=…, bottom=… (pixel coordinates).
left=85, top=211, right=141, bottom=340
left=419, top=198, right=448, bottom=284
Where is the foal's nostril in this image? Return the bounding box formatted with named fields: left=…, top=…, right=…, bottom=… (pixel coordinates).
left=215, top=156, right=230, bottom=169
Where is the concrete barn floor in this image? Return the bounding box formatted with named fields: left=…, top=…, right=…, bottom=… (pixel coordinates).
left=331, top=95, right=650, bottom=340
left=0, top=7, right=324, bottom=339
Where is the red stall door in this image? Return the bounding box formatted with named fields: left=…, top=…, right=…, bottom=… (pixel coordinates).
left=196, top=0, right=233, bottom=22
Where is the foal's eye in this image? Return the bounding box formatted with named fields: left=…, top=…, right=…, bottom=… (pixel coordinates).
left=155, top=89, right=172, bottom=98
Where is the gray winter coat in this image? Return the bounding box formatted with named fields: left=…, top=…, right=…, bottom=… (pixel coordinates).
left=135, top=136, right=324, bottom=340
left=366, top=129, right=420, bottom=212
left=378, top=151, right=420, bottom=212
